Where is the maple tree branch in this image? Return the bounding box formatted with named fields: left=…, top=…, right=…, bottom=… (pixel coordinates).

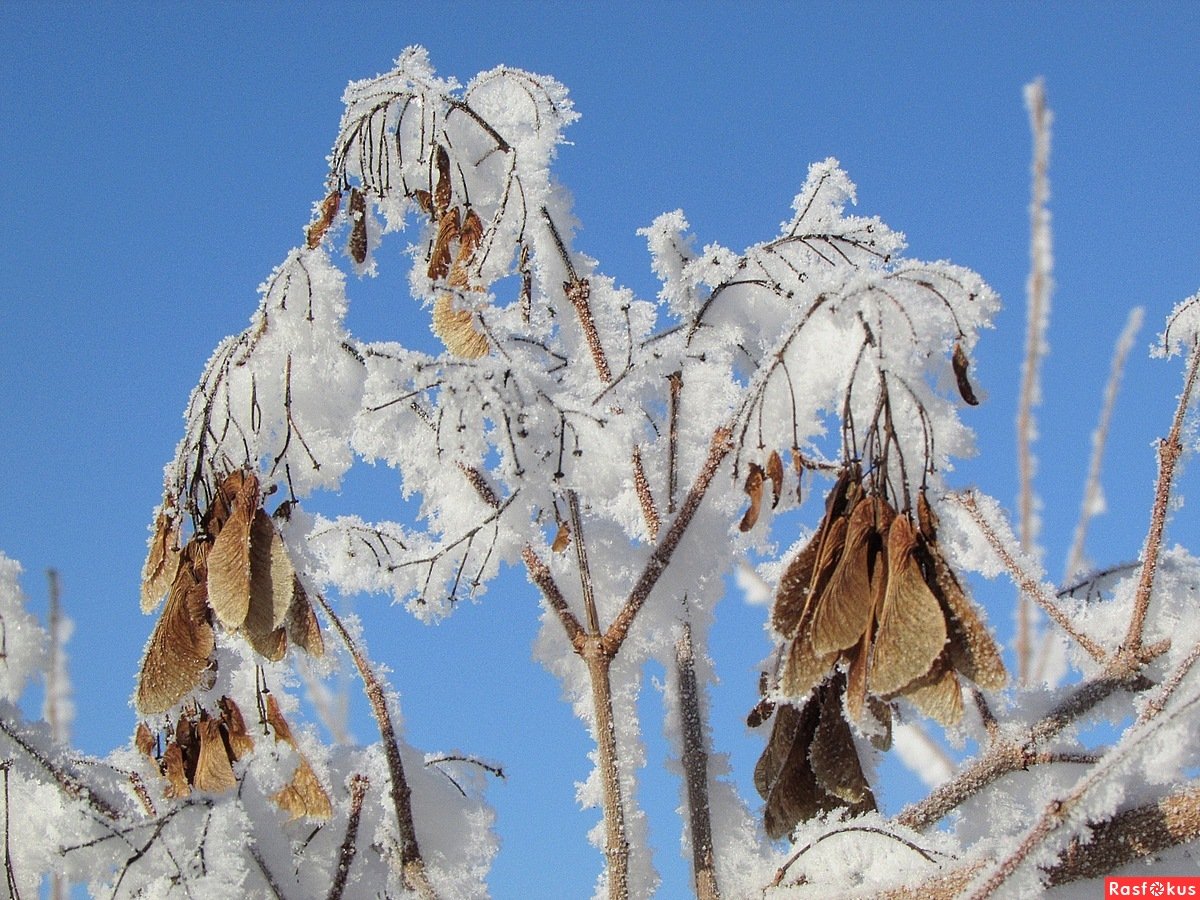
left=675, top=620, right=721, bottom=900
left=1123, top=340, right=1200, bottom=654
left=605, top=426, right=732, bottom=654
left=952, top=490, right=1107, bottom=663
left=313, top=594, right=439, bottom=900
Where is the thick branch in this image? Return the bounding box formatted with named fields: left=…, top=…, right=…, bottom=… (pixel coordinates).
left=1046, top=782, right=1200, bottom=885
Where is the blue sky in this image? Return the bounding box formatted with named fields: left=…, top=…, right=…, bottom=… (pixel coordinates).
left=3, top=4, right=1200, bottom=896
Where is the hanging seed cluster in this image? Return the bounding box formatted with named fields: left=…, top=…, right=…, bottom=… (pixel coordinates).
left=752, top=464, right=1005, bottom=839
left=137, top=470, right=324, bottom=716
left=416, top=145, right=490, bottom=359
left=134, top=694, right=331, bottom=820
left=135, top=470, right=329, bottom=812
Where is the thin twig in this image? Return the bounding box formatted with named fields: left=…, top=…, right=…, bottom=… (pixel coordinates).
left=675, top=619, right=721, bottom=900
left=1063, top=307, right=1142, bottom=582
left=327, top=774, right=369, bottom=900
left=1123, top=340, right=1200, bottom=654
left=952, top=490, right=1107, bottom=662
left=1016, top=77, right=1053, bottom=684
left=605, top=426, right=732, bottom=654
left=312, top=594, right=439, bottom=900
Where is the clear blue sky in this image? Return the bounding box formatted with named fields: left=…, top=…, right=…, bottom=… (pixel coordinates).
left=3, top=4, right=1199, bottom=897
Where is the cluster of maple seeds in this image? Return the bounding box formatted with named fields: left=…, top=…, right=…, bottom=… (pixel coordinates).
left=305, top=145, right=491, bottom=359
left=750, top=463, right=1006, bottom=839
left=134, top=693, right=331, bottom=820
left=135, top=471, right=328, bottom=811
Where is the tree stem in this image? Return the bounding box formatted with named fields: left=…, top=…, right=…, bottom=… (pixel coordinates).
left=584, top=639, right=630, bottom=900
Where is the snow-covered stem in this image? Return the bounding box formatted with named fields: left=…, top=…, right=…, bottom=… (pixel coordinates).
left=674, top=620, right=720, bottom=900
left=1044, top=782, right=1200, bottom=885
left=1063, top=307, right=1143, bottom=582
left=44, top=568, right=67, bottom=900
left=585, top=642, right=630, bottom=900
left=896, top=669, right=1140, bottom=832
left=313, top=593, right=439, bottom=900
left=605, top=426, right=731, bottom=653
left=327, top=773, right=370, bottom=900
left=0, top=716, right=120, bottom=822
left=950, top=490, right=1106, bottom=661
left=1017, top=77, right=1053, bottom=683
left=1123, top=338, right=1200, bottom=654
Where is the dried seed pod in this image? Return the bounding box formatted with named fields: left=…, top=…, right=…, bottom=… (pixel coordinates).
left=903, top=659, right=964, bottom=726
left=305, top=189, right=341, bottom=250
left=347, top=187, right=368, bottom=265
left=811, top=496, right=880, bottom=655
left=917, top=491, right=1006, bottom=690
left=766, top=450, right=784, bottom=509
left=869, top=516, right=947, bottom=696
left=285, top=578, right=324, bottom=658
left=952, top=342, right=980, bottom=406
left=433, top=144, right=452, bottom=213
left=413, top=188, right=434, bottom=217
left=141, top=499, right=182, bottom=613
left=432, top=294, right=490, bottom=358
left=207, top=498, right=254, bottom=629
left=755, top=698, right=823, bottom=840
left=739, top=462, right=765, bottom=532
left=428, top=206, right=460, bottom=280
left=551, top=520, right=572, bottom=553
left=134, top=721, right=156, bottom=758
left=161, top=741, right=190, bottom=798
left=246, top=509, right=295, bottom=642
left=771, top=531, right=821, bottom=638
left=780, top=617, right=837, bottom=699
left=135, top=542, right=216, bottom=715
left=192, top=717, right=237, bottom=794
left=754, top=675, right=875, bottom=840
left=810, top=680, right=872, bottom=805
left=218, top=696, right=255, bottom=761
left=264, top=693, right=332, bottom=821
left=274, top=756, right=333, bottom=821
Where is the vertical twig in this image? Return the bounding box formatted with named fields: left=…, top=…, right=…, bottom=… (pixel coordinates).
left=313, top=594, right=439, bottom=900
left=2, top=761, right=19, bottom=900
left=327, top=774, right=370, bottom=900
left=44, top=569, right=67, bottom=900
left=1016, top=77, right=1053, bottom=684
left=1123, top=340, right=1200, bottom=655
left=667, top=372, right=683, bottom=514
left=674, top=618, right=721, bottom=900
left=1062, top=308, right=1142, bottom=583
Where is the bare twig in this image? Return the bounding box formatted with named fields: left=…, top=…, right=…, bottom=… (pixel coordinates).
left=952, top=490, right=1107, bottom=662
left=606, top=426, right=732, bottom=653
left=675, top=619, right=721, bottom=900
left=1016, top=77, right=1053, bottom=684
left=327, top=774, right=369, bottom=900
left=313, top=594, right=439, bottom=900
left=1123, top=340, right=1200, bottom=655
left=1063, top=307, right=1143, bottom=582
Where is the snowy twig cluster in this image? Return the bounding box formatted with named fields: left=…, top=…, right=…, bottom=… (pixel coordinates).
left=2, top=49, right=1200, bottom=899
